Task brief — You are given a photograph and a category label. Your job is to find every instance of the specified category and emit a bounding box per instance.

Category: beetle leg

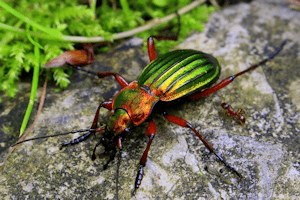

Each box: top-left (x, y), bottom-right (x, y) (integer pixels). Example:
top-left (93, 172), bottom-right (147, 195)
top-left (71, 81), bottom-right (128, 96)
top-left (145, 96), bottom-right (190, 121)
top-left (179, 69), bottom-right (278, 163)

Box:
top-left (189, 39), bottom-right (287, 100)
top-left (96, 72), bottom-right (129, 87)
top-left (92, 141), bottom-right (102, 160)
top-left (132, 120), bottom-right (157, 196)
top-left (72, 66), bottom-right (129, 87)
top-left (161, 112), bottom-right (242, 179)
top-left (60, 100), bottom-right (112, 149)
top-left (147, 12), bottom-right (181, 62)
top-left (147, 36), bottom-right (178, 62)
top-left (91, 100), bottom-right (113, 129)
top-left (103, 147), bottom-right (117, 170)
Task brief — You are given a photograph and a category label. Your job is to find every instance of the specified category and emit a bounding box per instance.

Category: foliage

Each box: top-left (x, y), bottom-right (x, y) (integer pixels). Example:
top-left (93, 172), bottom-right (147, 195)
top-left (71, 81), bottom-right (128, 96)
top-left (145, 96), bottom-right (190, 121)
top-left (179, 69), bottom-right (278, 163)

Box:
top-left (0, 0), bottom-right (98, 102)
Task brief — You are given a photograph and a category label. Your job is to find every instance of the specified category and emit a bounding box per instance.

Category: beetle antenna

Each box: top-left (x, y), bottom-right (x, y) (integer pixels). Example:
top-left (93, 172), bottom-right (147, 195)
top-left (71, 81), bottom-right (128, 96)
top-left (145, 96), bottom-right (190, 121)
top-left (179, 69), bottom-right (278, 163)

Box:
top-left (12, 129), bottom-right (96, 147)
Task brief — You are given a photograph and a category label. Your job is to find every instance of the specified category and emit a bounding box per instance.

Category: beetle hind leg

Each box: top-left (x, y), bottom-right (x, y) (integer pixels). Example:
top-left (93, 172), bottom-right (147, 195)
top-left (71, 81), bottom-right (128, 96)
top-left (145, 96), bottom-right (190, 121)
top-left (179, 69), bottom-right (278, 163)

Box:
top-left (147, 12), bottom-right (180, 62)
top-left (189, 39), bottom-right (287, 100)
top-left (161, 111), bottom-right (242, 179)
top-left (73, 66), bottom-right (129, 87)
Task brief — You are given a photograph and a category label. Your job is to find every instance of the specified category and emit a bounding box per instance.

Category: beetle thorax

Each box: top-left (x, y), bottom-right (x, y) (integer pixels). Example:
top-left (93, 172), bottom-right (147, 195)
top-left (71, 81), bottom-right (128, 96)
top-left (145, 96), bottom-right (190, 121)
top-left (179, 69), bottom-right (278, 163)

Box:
top-left (107, 109), bottom-right (131, 135)
top-left (112, 81), bottom-right (160, 126)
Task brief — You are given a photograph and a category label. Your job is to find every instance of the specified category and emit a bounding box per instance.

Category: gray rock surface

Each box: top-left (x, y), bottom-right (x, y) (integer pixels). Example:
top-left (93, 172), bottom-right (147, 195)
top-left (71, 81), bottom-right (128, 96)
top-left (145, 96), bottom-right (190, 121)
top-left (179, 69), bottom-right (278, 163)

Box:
top-left (1, 0), bottom-right (299, 199)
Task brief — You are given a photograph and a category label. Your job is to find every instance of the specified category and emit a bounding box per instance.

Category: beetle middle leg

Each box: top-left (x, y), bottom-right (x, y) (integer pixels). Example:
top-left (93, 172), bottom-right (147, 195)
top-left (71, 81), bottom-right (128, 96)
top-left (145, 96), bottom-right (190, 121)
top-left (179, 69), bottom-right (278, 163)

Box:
top-left (132, 120), bottom-right (157, 196)
top-left (161, 111), bottom-right (242, 178)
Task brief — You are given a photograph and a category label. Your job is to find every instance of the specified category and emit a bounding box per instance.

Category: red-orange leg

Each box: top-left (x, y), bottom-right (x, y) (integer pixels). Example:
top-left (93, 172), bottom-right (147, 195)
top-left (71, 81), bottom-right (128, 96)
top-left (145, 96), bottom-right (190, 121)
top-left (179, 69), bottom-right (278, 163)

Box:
top-left (189, 39), bottom-right (287, 100)
top-left (161, 111), bottom-right (242, 178)
top-left (147, 13), bottom-right (180, 62)
top-left (90, 100), bottom-right (113, 160)
top-left (96, 72), bottom-right (129, 87)
top-left (60, 100), bottom-right (112, 149)
top-left (132, 120), bottom-right (157, 196)
top-left (147, 36), bottom-right (178, 62)
top-left (72, 66), bottom-right (129, 87)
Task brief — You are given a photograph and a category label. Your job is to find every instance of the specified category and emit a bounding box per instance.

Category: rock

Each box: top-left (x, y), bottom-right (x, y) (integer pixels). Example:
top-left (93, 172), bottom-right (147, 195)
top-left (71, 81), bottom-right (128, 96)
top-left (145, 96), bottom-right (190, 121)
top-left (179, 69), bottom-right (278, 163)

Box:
top-left (1, 0), bottom-right (299, 199)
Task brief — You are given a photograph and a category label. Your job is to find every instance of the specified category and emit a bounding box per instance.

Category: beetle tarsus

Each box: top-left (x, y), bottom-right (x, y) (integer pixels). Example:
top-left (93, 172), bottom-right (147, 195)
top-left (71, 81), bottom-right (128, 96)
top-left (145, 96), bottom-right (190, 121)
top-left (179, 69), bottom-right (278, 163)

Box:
top-left (132, 120), bottom-right (156, 195)
top-left (214, 152), bottom-right (242, 179)
top-left (60, 131), bottom-right (93, 149)
top-left (133, 165), bottom-right (144, 196)
top-left (71, 66), bottom-right (98, 76)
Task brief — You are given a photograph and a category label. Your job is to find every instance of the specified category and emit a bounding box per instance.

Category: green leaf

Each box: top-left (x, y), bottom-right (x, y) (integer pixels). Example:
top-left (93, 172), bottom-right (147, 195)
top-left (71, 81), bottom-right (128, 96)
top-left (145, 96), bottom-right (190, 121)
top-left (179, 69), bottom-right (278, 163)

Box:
top-left (53, 68), bottom-right (70, 88)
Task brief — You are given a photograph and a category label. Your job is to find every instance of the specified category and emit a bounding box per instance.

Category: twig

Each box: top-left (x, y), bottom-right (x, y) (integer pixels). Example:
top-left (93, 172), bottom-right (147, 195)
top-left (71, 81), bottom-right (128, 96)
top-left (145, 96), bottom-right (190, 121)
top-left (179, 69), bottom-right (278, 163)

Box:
top-left (65, 0), bottom-right (206, 42)
top-left (209, 0), bottom-right (220, 10)
top-left (1, 0), bottom-right (207, 43)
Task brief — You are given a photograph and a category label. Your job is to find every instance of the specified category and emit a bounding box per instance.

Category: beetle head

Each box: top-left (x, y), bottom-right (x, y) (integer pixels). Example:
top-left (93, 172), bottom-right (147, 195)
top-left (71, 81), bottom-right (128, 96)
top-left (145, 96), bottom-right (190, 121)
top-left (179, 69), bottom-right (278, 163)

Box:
top-left (106, 109), bottom-right (131, 137)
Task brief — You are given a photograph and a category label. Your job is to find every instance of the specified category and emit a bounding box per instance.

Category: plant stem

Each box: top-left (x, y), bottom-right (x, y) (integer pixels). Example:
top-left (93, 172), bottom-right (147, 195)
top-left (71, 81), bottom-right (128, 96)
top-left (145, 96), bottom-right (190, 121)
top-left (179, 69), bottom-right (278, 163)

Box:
top-left (19, 28), bottom-right (40, 136)
top-left (1, 0), bottom-right (206, 43)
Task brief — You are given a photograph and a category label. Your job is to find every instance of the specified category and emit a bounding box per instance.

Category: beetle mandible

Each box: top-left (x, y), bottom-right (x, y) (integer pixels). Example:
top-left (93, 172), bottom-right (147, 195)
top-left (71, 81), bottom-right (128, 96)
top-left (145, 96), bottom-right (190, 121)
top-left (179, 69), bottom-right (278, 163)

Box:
top-left (14, 36), bottom-right (287, 196)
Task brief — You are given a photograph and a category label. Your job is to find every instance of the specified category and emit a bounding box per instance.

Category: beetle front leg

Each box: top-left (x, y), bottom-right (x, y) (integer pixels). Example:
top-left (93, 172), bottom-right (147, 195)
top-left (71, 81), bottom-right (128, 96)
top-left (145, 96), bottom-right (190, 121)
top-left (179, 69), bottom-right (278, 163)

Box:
top-left (161, 111), bottom-right (242, 179)
top-left (132, 120), bottom-right (157, 196)
top-left (60, 100), bottom-right (112, 149)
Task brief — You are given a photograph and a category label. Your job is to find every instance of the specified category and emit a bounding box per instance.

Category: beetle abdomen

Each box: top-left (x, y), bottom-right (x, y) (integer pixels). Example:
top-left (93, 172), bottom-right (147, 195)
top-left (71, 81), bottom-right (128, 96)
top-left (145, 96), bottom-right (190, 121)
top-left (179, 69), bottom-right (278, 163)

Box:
top-left (138, 50), bottom-right (220, 101)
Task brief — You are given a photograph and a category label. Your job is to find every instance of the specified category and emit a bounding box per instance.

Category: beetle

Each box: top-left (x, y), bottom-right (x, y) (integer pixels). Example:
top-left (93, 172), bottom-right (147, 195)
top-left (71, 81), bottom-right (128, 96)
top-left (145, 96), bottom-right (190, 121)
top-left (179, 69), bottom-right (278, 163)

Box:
top-left (14, 36), bottom-right (287, 196)
top-left (221, 102), bottom-right (246, 125)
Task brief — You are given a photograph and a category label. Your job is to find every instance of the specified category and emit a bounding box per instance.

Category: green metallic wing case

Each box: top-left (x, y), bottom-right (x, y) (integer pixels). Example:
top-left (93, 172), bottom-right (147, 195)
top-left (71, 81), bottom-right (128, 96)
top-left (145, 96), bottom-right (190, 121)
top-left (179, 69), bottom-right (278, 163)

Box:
top-left (138, 49), bottom-right (220, 101)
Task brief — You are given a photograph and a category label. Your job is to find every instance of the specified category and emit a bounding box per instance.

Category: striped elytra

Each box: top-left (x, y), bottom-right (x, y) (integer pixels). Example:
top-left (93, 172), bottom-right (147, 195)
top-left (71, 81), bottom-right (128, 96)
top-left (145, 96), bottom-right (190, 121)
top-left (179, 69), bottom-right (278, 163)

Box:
top-left (138, 49), bottom-right (220, 101)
